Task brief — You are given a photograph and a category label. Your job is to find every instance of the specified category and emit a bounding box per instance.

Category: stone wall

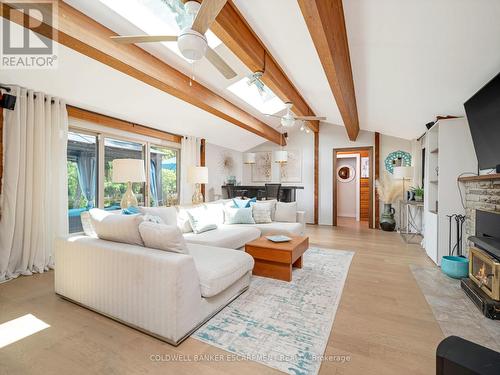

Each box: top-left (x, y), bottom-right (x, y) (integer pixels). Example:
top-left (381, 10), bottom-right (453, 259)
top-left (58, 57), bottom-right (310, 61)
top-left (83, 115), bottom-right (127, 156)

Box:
top-left (463, 179), bottom-right (500, 256)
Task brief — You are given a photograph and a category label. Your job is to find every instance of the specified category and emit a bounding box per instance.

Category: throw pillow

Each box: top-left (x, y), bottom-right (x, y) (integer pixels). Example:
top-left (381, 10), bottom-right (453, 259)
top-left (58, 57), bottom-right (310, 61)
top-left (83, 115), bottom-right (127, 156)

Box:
top-left (250, 199), bottom-right (277, 221)
top-left (233, 197), bottom-right (256, 208)
top-left (142, 214), bottom-right (164, 224)
top-left (274, 202), bottom-right (297, 223)
top-left (122, 206), bottom-right (141, 215)
top-left (80, 211), bottom-right (97, 237)
top-left (138, 206), bottom-right (177, 226)
top-left (204, 202), bottom-right (225, 225)
top-left (186, 206), bottom-right (218, 234)
top-left (138, 222), bottom-right (189, 254)
top-left (224, 207), bottom-right (255, 225)
top-left (175, 206), bottom-right (194, 233)
top-left (89, 208), bottom-right (144, 246)
top-left (252, 204), bottom-right (272, 224)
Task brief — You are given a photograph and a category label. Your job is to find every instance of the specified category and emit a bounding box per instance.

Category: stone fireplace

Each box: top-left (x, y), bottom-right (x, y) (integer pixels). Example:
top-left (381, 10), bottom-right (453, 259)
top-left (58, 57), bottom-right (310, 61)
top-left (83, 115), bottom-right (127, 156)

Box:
top-left (459, 174), bottom-right (500, 319)
top-left (461, 177), bottom-right (500, 257)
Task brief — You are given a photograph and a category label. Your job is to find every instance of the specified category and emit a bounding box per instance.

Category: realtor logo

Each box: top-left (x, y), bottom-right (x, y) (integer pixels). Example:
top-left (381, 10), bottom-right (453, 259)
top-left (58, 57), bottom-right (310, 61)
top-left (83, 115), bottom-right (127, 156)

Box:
top-left (1, 0), bottom-right (58, 69)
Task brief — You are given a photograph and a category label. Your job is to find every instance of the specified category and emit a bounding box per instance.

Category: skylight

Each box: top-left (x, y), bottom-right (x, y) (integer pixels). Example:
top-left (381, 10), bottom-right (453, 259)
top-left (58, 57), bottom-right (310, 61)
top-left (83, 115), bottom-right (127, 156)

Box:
top-left (99, 0), bottom-right (222, 61)
top-left (227, 77), bottom-right (287, 115)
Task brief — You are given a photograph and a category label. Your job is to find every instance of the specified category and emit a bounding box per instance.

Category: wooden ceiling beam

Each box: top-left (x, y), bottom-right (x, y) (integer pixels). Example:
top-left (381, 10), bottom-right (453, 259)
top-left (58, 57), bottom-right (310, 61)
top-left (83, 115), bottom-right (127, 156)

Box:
top-left (0, 1), bottom-right (284, 145)
top-left (298, 0), bottom-right (360, 140)
top-left (207, 1), bottom-right (320, 133)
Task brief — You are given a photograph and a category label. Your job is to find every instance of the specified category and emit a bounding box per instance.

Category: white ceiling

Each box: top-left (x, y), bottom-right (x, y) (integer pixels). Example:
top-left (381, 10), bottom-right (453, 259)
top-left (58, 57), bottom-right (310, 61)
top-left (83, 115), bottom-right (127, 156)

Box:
top-left (235, 0), bottom-right (500, 140)
top-left (342, 0), bottom-right (500, 139)
top-left (0, 21), bottom-right (266, 151)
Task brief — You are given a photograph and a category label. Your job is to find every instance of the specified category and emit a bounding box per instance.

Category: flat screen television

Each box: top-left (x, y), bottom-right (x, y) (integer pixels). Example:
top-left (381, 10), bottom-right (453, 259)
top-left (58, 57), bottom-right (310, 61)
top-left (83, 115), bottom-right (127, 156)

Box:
top-left (464, 72), bottom-right (500, 170)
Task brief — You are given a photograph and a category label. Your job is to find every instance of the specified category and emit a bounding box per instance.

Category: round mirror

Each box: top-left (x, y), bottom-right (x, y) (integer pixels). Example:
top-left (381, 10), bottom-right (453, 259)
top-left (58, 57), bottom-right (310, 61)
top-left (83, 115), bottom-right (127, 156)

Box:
top-left (337, 165), bottom-right (355, 183)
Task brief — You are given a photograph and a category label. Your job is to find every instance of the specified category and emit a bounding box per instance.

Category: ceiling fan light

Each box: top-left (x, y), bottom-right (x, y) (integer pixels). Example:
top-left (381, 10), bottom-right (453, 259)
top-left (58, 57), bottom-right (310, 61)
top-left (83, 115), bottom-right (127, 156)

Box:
top-left (305, 127), bottom-right (311, 134)
top-left (178, 28), bottom-right (207, 61)
top-left (300, 124), bottom-right (305, 131)
top-left (184, 0), bottom-right (201, 16)
top-left (281, 117), bottom-right (295, 128)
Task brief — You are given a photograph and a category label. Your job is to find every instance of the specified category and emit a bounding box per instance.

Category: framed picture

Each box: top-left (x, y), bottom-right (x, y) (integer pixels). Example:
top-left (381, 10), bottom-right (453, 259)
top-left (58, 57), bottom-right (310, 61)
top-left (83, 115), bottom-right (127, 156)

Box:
top-left (361, 157), bottom-right (370, 178)
top-left (280, 150), bottom-right (302, 183)
top-left (251, 151), bottom-right (272, 182)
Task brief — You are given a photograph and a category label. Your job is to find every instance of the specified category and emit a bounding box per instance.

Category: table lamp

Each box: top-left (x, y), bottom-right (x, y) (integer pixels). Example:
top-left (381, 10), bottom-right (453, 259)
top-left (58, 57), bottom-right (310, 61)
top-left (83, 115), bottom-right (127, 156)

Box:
top-left (393, 166), bottom-right (414, 201)
top-left (112, 159), bottom-right (146, 209)
top-left (188, 166), bottom-right (208, 204)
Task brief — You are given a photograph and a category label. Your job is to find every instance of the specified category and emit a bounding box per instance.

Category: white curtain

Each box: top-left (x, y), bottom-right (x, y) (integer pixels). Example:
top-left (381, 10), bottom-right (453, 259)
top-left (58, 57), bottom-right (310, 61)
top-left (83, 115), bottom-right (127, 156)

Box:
top-left (180, 136), bottom-right (200, 204)
top-left (0, 86), bottom-right (68, 283)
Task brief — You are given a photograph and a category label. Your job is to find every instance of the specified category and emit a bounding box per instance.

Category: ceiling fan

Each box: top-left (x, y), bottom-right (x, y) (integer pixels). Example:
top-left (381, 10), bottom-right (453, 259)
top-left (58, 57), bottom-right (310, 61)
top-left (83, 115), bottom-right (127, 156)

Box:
top-left (110, 0), bottom-right (237, 79)
top-left (264, 102), bottom-right (326, 130)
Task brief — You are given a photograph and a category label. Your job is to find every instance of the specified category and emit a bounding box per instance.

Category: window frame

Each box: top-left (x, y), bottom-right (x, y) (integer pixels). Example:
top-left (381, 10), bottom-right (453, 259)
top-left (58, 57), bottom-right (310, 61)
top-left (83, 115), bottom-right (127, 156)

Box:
top-left (149, 143), bottom-right (180, 207)
top-left (67, 122), bottom-right (181, 232)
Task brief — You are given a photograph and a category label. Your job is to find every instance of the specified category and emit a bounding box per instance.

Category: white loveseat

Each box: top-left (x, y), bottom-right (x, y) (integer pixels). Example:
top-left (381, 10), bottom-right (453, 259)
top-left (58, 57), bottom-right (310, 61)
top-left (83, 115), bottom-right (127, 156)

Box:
top-left (55, 199), bottom-right (306, 345)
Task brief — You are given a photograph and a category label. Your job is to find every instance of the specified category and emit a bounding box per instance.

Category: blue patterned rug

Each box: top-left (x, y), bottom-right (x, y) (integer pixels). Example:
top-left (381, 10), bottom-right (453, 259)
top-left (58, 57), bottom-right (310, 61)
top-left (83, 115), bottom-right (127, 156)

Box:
top-left (193, 247), bottom-right (354, 375)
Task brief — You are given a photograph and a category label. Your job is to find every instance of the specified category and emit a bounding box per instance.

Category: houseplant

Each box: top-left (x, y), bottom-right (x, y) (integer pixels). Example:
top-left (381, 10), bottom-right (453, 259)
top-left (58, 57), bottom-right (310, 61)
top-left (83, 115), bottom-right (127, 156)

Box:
top-left (376, 173), bottom-right (401, 231)
top-left (411, 186), bottom-right (424, 202)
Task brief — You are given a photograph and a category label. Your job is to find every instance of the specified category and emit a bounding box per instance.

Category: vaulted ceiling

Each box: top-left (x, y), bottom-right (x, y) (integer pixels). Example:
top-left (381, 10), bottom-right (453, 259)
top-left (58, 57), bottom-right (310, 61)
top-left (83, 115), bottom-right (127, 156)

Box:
top-left (3, 0), bottom-right (500, 148)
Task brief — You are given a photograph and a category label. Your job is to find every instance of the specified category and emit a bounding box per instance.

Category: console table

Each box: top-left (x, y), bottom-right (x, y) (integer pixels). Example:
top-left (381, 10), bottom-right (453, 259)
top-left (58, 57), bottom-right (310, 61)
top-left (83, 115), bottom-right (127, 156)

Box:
top-left (221, 185), bottom-right (304, 202)
top-left (399, 200), bottom-right (424, 243)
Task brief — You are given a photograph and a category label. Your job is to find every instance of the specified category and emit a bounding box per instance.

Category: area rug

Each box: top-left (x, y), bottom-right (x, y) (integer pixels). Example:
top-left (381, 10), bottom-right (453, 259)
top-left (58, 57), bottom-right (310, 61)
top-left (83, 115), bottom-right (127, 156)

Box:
top-left (193, 247), bottom-right (354, 375)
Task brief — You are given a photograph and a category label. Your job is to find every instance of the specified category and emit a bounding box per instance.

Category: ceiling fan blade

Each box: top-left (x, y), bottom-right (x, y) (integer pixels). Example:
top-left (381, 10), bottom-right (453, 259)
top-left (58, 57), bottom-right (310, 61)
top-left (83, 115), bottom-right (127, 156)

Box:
top-left (263, 114), bottom-right (283, 119)
top-left (191, 0), bottom-right (227, 35)
top-left (110, 35), bottom-right (178, 44)
top-left (205, 47), bottom-right (237, 79)
top-left (294, 116), bottom-right (327, 121)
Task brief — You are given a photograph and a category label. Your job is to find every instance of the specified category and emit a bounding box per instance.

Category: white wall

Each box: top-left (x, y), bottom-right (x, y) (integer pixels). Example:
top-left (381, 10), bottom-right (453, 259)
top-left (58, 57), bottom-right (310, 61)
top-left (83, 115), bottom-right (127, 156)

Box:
top-left (242, 128), bottom-right (314, 223)
top-left (336, 157), bottom-right (357, 218)
top-left (213, 125), bottom-right (415, 226)
top-left (241, 123), bottom-right (380, 225)
top-left (205, 143), bottom-right (243, 202)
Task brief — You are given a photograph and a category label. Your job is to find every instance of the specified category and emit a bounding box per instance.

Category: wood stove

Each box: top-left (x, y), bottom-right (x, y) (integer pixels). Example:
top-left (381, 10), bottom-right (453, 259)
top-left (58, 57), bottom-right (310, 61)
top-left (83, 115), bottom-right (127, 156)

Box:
top-left (461, 210), bottom-right (500, 319)
top-left (469, 247), bottom-right (500, 300)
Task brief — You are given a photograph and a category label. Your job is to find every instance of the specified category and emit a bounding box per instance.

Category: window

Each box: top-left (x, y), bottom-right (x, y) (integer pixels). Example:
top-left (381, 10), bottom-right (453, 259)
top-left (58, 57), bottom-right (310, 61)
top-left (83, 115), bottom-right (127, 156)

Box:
top-left (66, 127), bottom-right (180, 233)
top-left (227, 77), bottom-right (286, 115)
top-left (67, 131), bottom-right (98, 233)
top-left (150, 145), bottom-right (179, 206)
top-left (104, 138), bottom-right (145, 209)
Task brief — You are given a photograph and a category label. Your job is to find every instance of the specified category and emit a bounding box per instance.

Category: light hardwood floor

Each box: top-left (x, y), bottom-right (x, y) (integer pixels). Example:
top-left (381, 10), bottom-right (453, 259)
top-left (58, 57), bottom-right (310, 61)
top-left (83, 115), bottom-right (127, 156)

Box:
top-left (0, 219), bottom-right (443, 375)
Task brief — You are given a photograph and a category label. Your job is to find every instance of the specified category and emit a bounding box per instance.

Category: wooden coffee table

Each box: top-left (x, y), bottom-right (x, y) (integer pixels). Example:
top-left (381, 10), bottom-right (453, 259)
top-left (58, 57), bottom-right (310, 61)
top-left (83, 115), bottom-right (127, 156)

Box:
top-left (245, 236), bottom-right (309, 282)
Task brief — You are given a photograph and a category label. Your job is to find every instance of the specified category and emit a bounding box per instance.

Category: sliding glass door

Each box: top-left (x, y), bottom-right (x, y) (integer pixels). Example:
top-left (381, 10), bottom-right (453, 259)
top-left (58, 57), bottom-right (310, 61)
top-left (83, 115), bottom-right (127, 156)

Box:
top-left (67, 131), bottom-right (98, 233)
top-left (66, 125), bottom-right (180, 233)
top-left (149, 145), bottom-right (179, 206)
top-left (104, 138), bottom-right (145, 209)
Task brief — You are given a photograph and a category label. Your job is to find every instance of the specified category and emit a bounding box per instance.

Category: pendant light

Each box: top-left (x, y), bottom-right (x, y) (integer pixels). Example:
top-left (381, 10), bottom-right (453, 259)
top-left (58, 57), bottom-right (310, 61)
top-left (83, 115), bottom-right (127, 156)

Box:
top-left (243, 153), bottom-right (256, 164)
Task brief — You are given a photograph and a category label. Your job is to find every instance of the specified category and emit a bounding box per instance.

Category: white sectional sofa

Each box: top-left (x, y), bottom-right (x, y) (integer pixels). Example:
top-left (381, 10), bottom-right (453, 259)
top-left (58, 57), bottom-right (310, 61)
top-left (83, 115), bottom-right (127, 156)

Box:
top-left (55, 237), bottom-right (253, 345)
top-left (55, 199), bottom-right (306, 345)
top-left (179, 199), bottom-right (305, 249)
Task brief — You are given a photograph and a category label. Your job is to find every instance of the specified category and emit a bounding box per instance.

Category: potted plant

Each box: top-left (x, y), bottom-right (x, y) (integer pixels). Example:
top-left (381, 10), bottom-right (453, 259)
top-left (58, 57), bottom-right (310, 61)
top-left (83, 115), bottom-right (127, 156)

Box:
top-left (411, 186), bottom-right (424, 202)
top-left (375, 173), bottom-right (401, 231)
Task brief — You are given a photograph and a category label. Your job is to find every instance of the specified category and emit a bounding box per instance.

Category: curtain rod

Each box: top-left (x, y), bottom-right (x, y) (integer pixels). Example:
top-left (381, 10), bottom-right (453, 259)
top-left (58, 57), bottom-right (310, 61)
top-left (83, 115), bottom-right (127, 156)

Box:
top-left (0, 83), bottom-right (56, 103)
